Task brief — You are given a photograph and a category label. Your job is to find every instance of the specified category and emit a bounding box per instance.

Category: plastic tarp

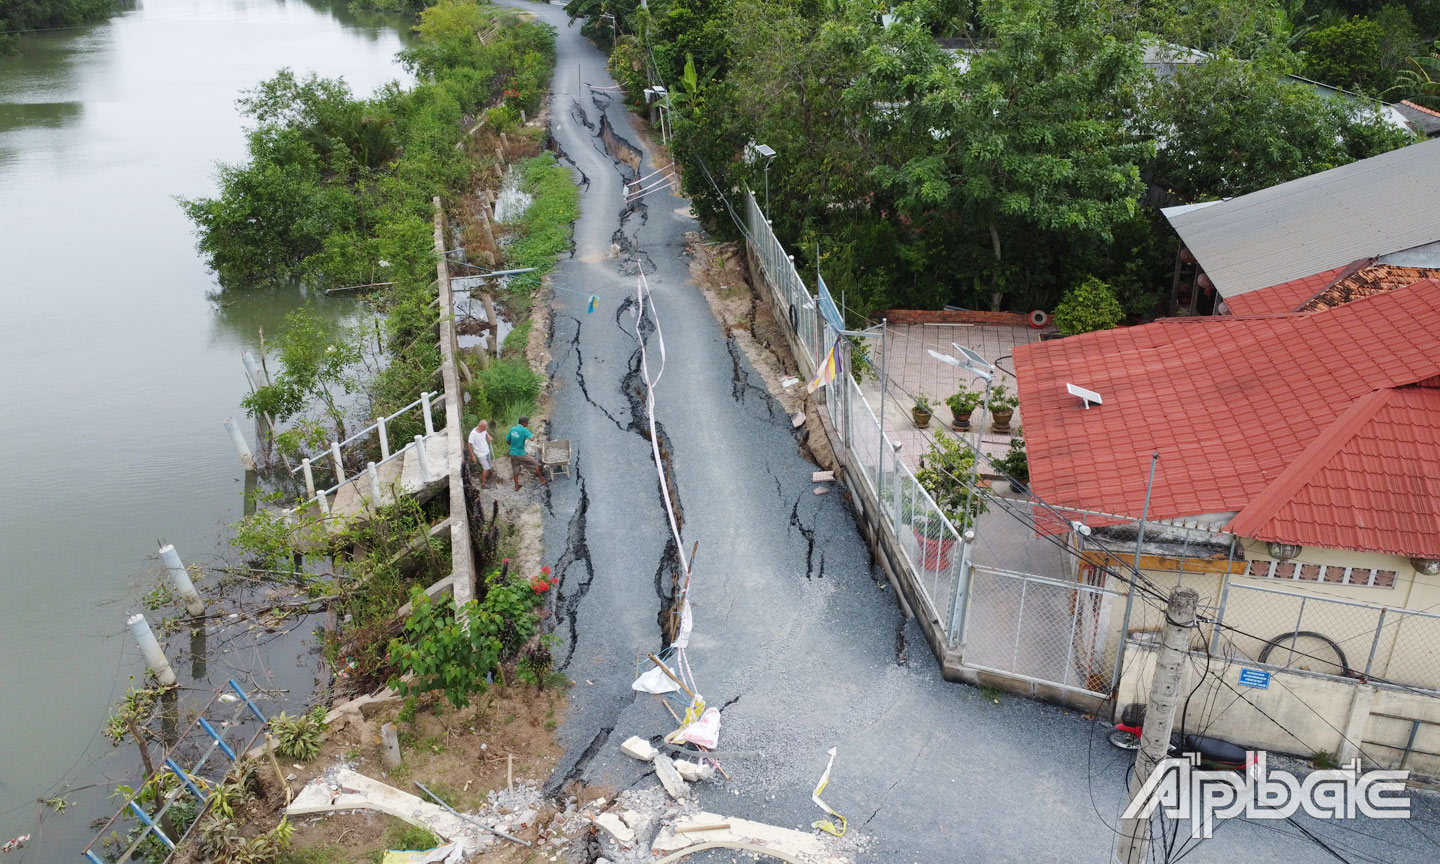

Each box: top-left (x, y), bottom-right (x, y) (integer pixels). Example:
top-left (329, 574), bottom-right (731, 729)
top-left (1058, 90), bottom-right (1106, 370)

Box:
top-left (381, 843), bottom-right (463, 864)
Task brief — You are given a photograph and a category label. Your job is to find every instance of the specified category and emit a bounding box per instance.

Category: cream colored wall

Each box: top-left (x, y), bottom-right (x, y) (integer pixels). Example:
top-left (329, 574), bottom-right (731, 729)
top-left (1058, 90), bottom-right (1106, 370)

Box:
top-left (1117, 647), bottom-right (1440, 777)
top-left (1097, 537), bottom-right (1440, 690)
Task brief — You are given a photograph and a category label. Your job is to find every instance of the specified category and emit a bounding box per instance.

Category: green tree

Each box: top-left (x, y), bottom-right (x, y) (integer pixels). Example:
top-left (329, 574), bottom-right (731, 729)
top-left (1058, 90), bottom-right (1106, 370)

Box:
top-left (244, 307), bottom-right (361, 440)
top-left (1304, 17), bottom-right (1389, 90)
top-left (1391, 39), bottom-right (1440, 105)
top-left (0, 0), bottom-right (115, 53)
top-left (866, 0), bottom-right (1152, 310)
top-left (1054, 276), bottom-right (1124, 335)
top-left (1144, 55), bottom-right (1415, 202)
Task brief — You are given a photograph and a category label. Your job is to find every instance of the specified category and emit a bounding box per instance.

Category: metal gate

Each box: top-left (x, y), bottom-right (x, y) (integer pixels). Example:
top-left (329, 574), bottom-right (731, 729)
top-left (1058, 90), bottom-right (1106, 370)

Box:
top-left (961, 566), bottom-right (1124, 696)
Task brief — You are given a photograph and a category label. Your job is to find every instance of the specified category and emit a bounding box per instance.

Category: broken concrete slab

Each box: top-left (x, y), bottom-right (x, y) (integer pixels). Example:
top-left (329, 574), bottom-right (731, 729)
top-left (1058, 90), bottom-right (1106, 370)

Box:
top-left (592, 811), bottom-right (635, 847)
top-left (652, 753), bottom-right (689, 800)
top-left (651, 811), bottom-right (845, 863)
top-left (671, 760), bottom-right (713, 783)
top-left (620, 735), bottom-right (658, 762)
top-left (287, 766), bottom-right (488, 852)
top-left (811, 471), bottom-right (835, 482)
top-left (792, 412), bottom-right (807, 428)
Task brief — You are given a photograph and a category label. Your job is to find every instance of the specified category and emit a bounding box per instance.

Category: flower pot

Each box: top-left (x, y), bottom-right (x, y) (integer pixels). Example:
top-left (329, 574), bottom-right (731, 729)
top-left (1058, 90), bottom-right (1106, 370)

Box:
top-left (1008, 477), bottom-right (1029, 497)
top-left (912, 407), bottom-right (932, 429)
top-left (951, 408), bottom-right (973, 431)
top-left (912, 527), bottom-right (957, 571)
top-left (991, 407), bottom-right (1015, 433)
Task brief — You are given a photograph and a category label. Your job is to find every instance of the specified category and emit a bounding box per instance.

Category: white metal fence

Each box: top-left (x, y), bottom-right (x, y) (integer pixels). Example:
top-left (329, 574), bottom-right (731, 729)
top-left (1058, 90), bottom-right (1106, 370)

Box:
top-left (745, 192), bottom-right (1126, 698)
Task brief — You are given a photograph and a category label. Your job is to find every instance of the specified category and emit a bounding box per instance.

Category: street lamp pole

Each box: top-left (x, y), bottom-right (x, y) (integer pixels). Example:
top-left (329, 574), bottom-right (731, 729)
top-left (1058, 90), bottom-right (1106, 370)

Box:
top-left (928, 344), bottom-right (995, 648)
top-left (753, 143), bottom-right (777, 215)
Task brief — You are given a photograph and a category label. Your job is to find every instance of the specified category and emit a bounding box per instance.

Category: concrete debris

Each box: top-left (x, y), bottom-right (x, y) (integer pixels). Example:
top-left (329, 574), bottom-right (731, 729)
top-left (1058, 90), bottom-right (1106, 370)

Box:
top-left (671, 759), bottom-right (714, 783)
top-left (791, 412), bottom-right (807, 428)
top-left (814, 486), bottom-right (830, 495)
top-left (781, 376), bottom-right (799, 389)
top-left (652, 753), bottom-right (689, 800)
top-left (287, 767), bottom-right (487, 854)
top-left (651, 811), bottom-right (847, 863)
top-left (811, 471), bottom-right (835, 482)
top-left (592, 812), bottom-right (635, 847)
top-left (619, 809), bottom-right (647, 830)
top-left (620, 735), bottom-right (658, 761)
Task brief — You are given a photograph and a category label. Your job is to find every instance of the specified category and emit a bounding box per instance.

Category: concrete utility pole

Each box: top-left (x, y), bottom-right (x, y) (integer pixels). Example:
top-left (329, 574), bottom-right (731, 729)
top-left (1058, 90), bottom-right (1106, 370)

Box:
top-left (1115, 586), bottom-right (1198, 864)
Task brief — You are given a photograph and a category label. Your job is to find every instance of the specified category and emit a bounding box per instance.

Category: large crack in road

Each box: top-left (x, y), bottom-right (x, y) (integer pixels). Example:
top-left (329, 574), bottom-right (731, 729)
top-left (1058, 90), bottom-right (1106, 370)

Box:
top-left (492, 5), bottom-right (1431, 864)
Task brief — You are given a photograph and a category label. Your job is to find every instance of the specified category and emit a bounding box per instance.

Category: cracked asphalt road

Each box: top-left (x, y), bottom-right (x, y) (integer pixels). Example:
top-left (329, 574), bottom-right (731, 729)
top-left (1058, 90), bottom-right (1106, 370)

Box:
top-left (509, 4), bottom-right (1440, 861)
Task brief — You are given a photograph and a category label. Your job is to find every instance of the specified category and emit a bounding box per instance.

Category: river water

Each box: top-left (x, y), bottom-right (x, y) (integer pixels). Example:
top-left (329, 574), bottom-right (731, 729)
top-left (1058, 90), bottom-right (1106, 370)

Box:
top-left (0, 1), bottom-right (410, 856)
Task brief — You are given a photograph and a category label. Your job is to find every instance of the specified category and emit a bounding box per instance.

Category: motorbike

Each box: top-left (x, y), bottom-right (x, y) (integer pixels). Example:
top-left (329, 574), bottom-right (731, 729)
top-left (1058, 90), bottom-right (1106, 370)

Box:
top-left (1108, 703), bottom-right (1252, 771)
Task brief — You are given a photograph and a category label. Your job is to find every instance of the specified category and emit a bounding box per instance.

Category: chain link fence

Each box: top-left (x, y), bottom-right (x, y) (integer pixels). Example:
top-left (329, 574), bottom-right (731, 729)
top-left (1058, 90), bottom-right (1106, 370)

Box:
top-left (1216, 582), bottom-right (1440, 692)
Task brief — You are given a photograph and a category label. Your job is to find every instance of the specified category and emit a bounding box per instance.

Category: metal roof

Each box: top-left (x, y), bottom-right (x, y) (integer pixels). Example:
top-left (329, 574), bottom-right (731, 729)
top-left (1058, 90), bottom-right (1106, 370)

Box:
top-left (1163, 137), bottom-right (1440, 300)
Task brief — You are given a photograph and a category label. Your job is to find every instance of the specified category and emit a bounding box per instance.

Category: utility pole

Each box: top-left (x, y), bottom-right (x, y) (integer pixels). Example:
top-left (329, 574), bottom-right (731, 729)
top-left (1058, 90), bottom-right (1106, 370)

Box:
top-left (1115, 586), bottom-right (1198, 864)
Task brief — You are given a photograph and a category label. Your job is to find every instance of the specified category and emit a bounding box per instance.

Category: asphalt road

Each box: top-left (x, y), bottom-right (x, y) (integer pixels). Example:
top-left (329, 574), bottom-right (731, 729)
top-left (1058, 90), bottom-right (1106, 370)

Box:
top-left (510, 4), bottom-right (1440, 862)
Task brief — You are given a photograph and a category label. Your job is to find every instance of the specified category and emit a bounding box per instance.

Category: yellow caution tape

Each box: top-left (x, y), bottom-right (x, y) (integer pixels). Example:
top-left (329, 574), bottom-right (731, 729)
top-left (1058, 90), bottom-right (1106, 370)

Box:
top-left (811, 747), bottom-right (847, 837)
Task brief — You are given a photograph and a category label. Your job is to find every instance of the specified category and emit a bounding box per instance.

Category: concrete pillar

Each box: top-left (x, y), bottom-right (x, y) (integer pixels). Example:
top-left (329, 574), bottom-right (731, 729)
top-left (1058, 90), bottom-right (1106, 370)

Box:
top-left (376, 415), bottom-right (390, 461)
top-left (241, 350), bottom-right (269, 390)
top-left (330, 441), bottom-right (345, 482)
top-left (1339, 684), bottom-right (1378, 766)
top-left (128, 613), bottom-right (177, 687)
top-left (301, 458), bottom-right (316, 499)
top-left (317, 489), bottom-right (330, 516)
top-left (422, 391), bottom-right (436, 437)
top-left (414, 435), bottom-right (431, 480)
top-left (223, 418), bottom-right (257, 472)
top-left (380, 722), bottom-right (402, 768)
top-left (158, 544), bottom-right (205, 617)
top-left (368, 461), bottom-right (381, 502)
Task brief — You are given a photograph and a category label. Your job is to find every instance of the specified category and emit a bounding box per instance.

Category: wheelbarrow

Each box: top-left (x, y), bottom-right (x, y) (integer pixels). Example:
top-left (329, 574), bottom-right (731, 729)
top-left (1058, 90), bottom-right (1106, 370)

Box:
top-left (541, 438), bottom-right (571, 480)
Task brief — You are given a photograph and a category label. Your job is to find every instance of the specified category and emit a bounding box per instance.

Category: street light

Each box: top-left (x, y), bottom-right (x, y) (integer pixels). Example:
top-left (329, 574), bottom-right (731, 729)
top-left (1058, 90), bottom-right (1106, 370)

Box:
top-left (929, 342), bottom-right (996, 646)
top-left (754, 143), bottom-right (777, 214)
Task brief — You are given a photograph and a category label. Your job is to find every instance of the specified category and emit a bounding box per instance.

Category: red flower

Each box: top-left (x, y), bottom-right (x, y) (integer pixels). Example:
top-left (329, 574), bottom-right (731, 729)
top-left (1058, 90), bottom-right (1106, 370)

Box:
top-left (531, 580), bottom-right (550, 593)
top-left (541, 565), bottom-right (551, 575)
top-left (549, 577), bottom-right (559, 586)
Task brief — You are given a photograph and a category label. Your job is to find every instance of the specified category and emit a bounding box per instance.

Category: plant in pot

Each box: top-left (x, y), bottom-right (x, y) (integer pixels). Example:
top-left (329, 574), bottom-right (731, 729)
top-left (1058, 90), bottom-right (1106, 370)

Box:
top-left (995, 431), bottom-right (1028, 496)
top-left (945, 387), bottom-right (983, 431)
top-left (989, 384), bottom-right (1019, 433)
top-left (913, 432), bottom-right (989, 570)
top-left (911, 393), bottom-right (934, 429)
top-left (911, 512), bottom-right (957, 571)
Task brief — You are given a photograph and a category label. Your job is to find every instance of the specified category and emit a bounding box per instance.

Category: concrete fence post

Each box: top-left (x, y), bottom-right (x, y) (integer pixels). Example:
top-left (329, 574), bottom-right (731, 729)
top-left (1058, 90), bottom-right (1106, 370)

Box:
top-left (241, 350), bottom-right (269, 391)
top-left (422, 391), bottom-right (436, 437)
top-left (158, 544), bottom-right (205, 617)
top-left (330, 441), bottom-right (345, 482)
top-left (317, 489), bottom-right (331, 516)
top-left (301, 458), bottom-right (316, 499)
top-left (128, 613), bottom-right (177, 687)
top-left (377, 415), bottom-right (390, 461)
top-left (414, 435), bottom-right (431, 480)
top-left (223, 418), bottom-right (257, 472)
top-left (368, 461), bottom-right (381, 502)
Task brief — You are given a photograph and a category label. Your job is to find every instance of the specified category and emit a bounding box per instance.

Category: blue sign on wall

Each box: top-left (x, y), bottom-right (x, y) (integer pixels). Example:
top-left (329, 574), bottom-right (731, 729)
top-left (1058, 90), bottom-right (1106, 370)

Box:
top-left (1239, 668), bottom-right (1271, 689)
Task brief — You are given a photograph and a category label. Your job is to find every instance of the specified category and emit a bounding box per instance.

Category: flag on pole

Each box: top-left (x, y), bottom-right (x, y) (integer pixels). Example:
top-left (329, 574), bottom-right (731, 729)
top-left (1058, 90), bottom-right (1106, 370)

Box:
top-left (806, 337), bottom-right (841, 393)
top-left (587, 295), bottom-right (598, 314)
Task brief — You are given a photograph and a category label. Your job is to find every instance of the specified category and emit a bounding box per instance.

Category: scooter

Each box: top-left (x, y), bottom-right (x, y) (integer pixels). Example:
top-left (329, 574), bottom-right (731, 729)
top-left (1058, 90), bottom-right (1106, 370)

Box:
top-left (1108, 703), bottom-right (1252, 770)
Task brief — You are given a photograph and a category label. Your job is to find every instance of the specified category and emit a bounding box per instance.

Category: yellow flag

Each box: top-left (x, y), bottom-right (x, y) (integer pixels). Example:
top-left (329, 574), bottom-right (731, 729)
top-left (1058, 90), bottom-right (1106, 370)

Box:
top-left (806, 338), bottom-right (841, 393)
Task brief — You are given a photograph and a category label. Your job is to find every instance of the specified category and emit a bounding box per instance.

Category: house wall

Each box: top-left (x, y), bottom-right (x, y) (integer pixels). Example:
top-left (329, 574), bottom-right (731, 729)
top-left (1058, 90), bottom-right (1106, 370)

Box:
top-left (1117, 646), bottom-right (1440, 778)
top-left (1099, 535), bottom-right (1440, 693)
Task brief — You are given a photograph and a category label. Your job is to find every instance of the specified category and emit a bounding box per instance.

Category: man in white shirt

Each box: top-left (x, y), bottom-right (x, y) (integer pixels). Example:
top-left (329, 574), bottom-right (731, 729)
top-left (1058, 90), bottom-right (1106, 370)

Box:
top-left (467, 420), bottom-right (494, 488)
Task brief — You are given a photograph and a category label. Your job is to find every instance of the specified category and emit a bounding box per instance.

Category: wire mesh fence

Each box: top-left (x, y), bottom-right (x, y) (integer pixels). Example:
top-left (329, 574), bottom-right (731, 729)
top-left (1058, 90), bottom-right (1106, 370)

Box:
top-left (1216, 582), bottom-right (1440, 692)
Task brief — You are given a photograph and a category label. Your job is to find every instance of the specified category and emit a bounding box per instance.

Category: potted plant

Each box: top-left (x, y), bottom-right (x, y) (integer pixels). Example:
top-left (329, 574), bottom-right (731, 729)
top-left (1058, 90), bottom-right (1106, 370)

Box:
top-left (995, 432), bottom-right (1028, 496)
top-left (989, 384), bottom-right (1019, 433)
top-left (945, 388), bottom-right (983, 431)
top-left (912, 512), bottom-right (957, 571)
top-left (914, 431), bottom-right (988, 540)
top-left (912, 393), bottom-right (934, 429)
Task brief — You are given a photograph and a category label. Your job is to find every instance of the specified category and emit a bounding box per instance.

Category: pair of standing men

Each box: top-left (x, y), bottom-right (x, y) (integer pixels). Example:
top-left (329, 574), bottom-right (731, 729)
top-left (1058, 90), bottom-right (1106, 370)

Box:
top-left (467, 417), bottom-right (547, 491)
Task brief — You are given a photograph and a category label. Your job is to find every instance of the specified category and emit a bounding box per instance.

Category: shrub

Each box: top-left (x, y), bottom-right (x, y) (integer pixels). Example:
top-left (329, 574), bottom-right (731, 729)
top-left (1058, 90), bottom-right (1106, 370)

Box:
top-left (270, 707), bottom-right (328, 761)
top-left (1054, 277), bottom-right (1124, 336)
top-left (914, 432), bottom-right (989, 533)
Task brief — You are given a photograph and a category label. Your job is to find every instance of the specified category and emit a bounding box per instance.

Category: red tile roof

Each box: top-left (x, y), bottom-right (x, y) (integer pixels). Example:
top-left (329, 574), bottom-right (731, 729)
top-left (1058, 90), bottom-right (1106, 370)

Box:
top-left (1222, 263), bottom-right (1359, 315)
top-left (1014, 279), bottom-right (1440, 557)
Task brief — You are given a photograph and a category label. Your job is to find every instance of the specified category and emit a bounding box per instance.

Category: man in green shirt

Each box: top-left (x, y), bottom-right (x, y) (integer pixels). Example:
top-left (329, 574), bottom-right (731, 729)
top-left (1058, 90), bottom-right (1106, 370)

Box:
top-left (505, 416), bottom-right (547, 491)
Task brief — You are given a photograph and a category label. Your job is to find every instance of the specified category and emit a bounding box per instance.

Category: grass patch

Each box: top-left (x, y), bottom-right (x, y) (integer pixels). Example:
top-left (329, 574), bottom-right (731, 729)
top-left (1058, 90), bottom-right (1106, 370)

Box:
top-left (386, 822), bottom-right (440, 851)
top-left (278, 846), bottom-right (349, 864)
top-left (503, 152), bottom-right (579, 308)
top-left (502, 317), bottom-right (532, 356)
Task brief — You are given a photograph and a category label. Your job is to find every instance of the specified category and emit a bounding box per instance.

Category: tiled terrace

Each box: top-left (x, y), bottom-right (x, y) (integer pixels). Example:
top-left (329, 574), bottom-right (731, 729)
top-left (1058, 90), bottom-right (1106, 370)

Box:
top-left (860, 322), bottom-right (1048, 474)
